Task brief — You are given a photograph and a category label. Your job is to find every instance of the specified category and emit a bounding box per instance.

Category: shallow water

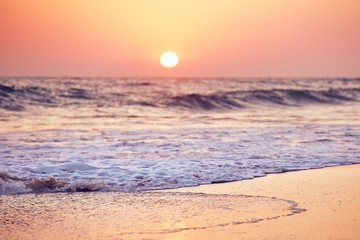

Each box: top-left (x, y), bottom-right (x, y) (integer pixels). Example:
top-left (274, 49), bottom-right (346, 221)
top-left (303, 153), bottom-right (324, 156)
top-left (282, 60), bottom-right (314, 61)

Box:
top-left (0, 192), bottom-right (304, 239)
top-left (0, 77), bottom-right (360, 194)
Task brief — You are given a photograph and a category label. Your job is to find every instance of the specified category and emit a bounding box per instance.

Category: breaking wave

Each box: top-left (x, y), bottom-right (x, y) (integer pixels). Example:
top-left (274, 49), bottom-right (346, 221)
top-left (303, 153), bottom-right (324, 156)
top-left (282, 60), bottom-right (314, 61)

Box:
top-left (168, 88), bottom-right (360, 110)
top-left (0, 172), bottom-right (110, 195)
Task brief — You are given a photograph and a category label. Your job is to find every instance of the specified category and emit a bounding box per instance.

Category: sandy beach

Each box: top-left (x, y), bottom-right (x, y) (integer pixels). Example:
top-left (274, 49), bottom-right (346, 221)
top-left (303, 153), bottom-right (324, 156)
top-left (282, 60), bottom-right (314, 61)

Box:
top-left (1, 164), bottom-right (359, 240)
top-left (164, 164), bottom-right (360, 240)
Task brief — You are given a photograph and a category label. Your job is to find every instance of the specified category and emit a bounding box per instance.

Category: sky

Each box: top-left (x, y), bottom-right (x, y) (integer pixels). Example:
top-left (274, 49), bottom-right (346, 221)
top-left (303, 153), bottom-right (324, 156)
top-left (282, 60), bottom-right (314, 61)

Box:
top-left (1, 0), bottom-right (359, 77)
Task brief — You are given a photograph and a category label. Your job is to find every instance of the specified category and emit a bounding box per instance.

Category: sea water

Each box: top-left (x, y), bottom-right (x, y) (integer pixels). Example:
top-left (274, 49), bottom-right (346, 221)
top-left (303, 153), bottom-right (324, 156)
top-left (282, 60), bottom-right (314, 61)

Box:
top-left (0, 77), bottom-right (359, 194)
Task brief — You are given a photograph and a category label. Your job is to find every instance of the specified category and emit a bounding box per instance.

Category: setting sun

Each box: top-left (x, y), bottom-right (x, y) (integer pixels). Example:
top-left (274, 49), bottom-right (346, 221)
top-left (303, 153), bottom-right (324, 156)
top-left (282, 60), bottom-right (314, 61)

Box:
top-left (160, 52), bottom-right (179, 69)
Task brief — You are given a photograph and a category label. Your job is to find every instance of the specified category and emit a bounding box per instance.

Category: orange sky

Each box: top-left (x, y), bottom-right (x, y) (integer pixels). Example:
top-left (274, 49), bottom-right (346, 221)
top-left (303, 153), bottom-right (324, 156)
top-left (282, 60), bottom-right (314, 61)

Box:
top-left (1, 0), bottom-right (359, 77)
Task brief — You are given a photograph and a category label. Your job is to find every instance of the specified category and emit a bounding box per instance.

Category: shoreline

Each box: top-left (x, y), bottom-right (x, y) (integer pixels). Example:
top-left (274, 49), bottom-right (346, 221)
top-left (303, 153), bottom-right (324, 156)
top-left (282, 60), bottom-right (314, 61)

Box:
top-left (1, 164), bottom-right (360, 239)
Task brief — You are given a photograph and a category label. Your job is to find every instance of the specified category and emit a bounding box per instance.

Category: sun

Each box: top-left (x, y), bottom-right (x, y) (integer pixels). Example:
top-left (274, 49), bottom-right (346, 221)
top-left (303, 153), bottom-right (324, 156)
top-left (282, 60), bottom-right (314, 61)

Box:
top-left (160, 51), bottom-right (179, 68)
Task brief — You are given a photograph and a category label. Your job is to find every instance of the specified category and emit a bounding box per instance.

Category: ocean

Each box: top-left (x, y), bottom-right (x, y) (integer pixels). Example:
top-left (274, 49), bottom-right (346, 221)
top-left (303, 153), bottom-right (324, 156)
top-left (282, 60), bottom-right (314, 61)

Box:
top-left (0, 77), bottom-right (359, 194)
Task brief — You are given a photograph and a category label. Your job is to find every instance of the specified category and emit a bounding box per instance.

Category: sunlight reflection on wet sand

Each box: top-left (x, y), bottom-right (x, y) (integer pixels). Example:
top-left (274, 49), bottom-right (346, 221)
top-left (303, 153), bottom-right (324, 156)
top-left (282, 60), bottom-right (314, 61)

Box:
top-left (0, 191), bottom-right (303, 239)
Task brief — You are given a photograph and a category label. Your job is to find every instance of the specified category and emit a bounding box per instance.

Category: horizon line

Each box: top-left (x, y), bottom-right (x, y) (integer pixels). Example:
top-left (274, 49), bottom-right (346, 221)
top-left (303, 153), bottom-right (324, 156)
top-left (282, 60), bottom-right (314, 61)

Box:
top-left (1, 75), bottom-right (359, 79)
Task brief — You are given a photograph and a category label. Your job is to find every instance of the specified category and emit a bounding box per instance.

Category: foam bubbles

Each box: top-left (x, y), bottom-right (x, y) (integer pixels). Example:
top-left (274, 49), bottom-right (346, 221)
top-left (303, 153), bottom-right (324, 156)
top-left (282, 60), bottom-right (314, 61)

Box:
top-left (1, 124), bottom-right (359, 194)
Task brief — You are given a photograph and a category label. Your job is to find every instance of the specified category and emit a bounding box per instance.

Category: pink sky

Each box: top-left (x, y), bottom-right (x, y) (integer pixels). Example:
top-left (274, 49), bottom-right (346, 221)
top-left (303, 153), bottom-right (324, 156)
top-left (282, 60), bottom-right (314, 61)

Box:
top-left (1, 0), bottom-right (359, 77)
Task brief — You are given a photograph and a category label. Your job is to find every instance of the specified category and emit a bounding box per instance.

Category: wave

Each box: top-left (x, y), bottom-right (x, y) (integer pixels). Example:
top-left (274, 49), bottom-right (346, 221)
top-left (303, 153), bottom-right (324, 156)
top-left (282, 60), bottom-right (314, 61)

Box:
top-left (0, 83), bottom-right (55, 111)
top-left (0, 83), bottom-right (97, 111)
top-left (168, 88), bottom-right (360, 110)
top-left (169, 93), bottom-right (244, 110)
top-left (59, 88), bottom-right (94, 100)
top-left (1, 81), bottom-right (360, 112)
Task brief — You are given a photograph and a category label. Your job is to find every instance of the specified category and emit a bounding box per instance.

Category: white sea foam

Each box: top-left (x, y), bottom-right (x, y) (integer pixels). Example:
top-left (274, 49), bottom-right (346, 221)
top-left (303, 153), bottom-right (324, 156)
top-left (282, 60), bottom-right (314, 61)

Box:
top-left (0, 124), bottom-right (359, 194)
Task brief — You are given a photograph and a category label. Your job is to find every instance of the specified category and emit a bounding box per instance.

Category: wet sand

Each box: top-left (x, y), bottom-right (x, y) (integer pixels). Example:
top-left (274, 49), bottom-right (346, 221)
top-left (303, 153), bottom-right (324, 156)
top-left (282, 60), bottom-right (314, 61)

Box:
top-left (1, 165), bottom-right (360, 240)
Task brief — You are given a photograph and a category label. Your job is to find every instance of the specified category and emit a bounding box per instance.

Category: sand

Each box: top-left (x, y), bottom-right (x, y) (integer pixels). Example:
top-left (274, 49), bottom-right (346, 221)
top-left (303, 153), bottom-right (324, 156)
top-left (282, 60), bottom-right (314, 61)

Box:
top-left (163, 164), bottom-right (360, 240)
top-left (1, 164), bottom-right (360, 240)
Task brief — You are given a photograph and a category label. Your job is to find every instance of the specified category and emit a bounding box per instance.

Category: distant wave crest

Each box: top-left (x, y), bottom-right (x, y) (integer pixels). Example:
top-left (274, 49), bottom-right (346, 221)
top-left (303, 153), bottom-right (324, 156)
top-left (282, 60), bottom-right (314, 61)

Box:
top-left (1, 81), bottom-right (360, 111)
top-left (169, 93), bottom-right (244, 110)
top-left (0, 83), bottom-right (95, 111)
